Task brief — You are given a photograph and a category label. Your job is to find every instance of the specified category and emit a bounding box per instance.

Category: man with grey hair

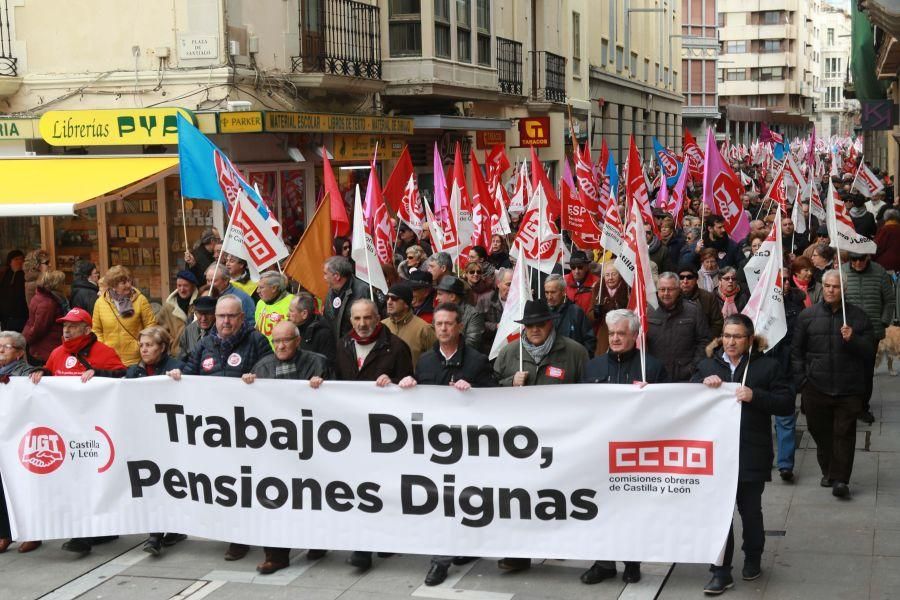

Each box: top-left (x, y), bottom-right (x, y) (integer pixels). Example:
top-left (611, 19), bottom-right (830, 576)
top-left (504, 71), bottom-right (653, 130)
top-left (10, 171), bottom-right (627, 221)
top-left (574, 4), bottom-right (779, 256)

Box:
top-left (425, 252), bottom-right (453, 286)
top-left (544, 274), bottom-right (595, 357)
top-left (205, 263), bottom-right (255, 329)
top-left (648, 272), bottom-right (710, 382)
top-left (289, 292), bottom-right (336, 364)
top-left (477, 267), bottom-right (511, 351)
top-left (254, 271), bottom-right (294, 347)
top-left (579, 310), bottom-right (665, 585)
top-left (792, 269), bottom-right (874, 498)
top-left (323, 255), bottom-right (383, 340)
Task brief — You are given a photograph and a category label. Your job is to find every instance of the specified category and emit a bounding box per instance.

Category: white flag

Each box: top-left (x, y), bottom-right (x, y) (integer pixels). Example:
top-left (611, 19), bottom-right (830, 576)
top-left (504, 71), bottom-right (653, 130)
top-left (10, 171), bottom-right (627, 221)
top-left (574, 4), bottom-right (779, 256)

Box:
top-left (221, 189), bottom-right (289, 279)
top-left (791, 185), bottom-right (806, 235)
top-left (826, 179), bottom-right (877, 255)
top-left (489, 247), bottom-right (531, 360)
top-left (809, 183), bottom-right (826, 222)
top-left (851, 161), bottom-right (885, 198)
top-left (615, 201), bottom-right (658, 310)
top-left (742, 218), bottom-right (779, 293)
top-left (351, 185), bottom-right (388, 294)
top-left (423, 200), bottom-right (445, 253)
top-left (600, 189), bottom-right (625, 256)
top-left (742, 218), bottom-right (786, 353)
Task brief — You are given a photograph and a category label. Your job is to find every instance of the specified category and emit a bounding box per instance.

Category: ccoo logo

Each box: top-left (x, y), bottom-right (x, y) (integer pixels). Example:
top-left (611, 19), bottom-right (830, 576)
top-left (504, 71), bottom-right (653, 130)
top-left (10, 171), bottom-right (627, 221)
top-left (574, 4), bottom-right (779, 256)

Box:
top-left (18, 427), bottom-right (65, 475)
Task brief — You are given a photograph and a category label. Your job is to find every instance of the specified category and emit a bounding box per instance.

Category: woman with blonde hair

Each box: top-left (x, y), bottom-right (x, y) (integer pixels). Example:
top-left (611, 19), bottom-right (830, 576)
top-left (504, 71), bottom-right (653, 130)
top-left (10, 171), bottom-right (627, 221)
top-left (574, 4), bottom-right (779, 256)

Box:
top-left (22, 270), bottom-right (69, 365)
top-left (22, 249), bottom-right (50, 305)
top-left (92, 266), bottom-right (156, 366)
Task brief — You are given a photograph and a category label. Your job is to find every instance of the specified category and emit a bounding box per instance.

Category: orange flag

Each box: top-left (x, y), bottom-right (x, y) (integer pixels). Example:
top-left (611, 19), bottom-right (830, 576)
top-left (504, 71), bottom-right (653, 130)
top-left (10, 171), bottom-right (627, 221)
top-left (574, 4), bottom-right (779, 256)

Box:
top-left (283, 194), bottom-right (334, 302)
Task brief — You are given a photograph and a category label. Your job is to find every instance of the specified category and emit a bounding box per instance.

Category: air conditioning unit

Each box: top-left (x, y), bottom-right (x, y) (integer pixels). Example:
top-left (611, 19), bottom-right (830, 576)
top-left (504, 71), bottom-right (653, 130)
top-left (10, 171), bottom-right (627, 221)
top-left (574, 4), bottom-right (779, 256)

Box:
top-left (226, 100), bottom-right (252, 112)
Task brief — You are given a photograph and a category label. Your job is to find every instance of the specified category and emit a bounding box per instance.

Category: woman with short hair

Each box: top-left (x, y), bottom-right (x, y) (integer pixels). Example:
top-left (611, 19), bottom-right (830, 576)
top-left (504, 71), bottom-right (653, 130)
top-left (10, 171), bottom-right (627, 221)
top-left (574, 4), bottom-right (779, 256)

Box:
top-left (92, 266), bottom-right (156, 366)
top-left (22, 270), bottom-right (69, 365)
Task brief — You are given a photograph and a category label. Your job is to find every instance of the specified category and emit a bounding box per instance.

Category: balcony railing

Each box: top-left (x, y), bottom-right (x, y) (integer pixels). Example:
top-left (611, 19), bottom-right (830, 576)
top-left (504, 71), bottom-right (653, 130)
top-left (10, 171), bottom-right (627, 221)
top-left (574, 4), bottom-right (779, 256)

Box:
top-left (292, 0), bottom-right (381, 80)
top-left (530, 50), bottom-right (566, 103)
top-left (0, 1), bottom-right (16, 77)
top-left (497, 37), bottom-right (523, 95)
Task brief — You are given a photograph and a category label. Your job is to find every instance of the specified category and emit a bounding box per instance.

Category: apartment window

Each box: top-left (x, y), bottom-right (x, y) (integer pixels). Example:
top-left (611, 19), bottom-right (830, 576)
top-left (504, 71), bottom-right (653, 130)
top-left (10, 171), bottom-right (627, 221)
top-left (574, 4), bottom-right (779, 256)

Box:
top-left (389, 0), bottom-right (422, 57)
top-left (644, 58), bottom-right (649, 82)
top-left (724, 41), bottom-right (748, 54)
top-left (572, 12), bottom-right (581, 76)
top-left (476, 0), bottom-right (490, 65)
top-left (724, 68), bottom-right (747, 81)
top-left (761, 40), bottom-right (782, 53)
top-left (457, 0), bottom-right (471, 63)
top-left (759, 67), bottom-right (783, 80)
top-left (766, 94), bottom-right (778, 107)
top-left (656, 62), bottom-right (660, 84)
top-left (435, 0), bottom-right (451, 58)
top-left (761, 11), bottom-right (781, 25)
top-left (601, 38), bottom-right (609, 66)
top-left (616, 46), bottom-right (624, 73)
top-left (630, 51), bottom-right (638, 77)
top-left (827, 28), bottom-right (834, 45)
top-left (718, 12), bottom-right (725, 27)
top-left (664, 66), bottom-right (670, 87)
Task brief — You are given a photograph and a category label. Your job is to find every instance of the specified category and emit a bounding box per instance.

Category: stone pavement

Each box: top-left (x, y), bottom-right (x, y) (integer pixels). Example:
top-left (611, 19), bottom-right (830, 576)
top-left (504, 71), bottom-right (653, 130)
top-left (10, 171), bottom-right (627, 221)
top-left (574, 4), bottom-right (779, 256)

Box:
top-left (2, 365), bottom-right (898, 600)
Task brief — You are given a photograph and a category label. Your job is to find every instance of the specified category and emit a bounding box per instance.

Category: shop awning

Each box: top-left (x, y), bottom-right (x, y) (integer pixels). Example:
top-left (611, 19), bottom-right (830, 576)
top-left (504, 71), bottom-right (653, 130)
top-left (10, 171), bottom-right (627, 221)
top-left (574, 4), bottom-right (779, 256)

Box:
top-left (0, 155), bottom-right (179, 217)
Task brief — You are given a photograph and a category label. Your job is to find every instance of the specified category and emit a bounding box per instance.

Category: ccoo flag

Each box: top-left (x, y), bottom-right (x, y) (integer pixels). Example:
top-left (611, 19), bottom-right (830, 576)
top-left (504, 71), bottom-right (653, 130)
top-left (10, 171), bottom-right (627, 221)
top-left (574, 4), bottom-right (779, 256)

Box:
top-left (702, 127), bottom-right (750, 242)
top-left (742, 217), bottom-right (786, 353)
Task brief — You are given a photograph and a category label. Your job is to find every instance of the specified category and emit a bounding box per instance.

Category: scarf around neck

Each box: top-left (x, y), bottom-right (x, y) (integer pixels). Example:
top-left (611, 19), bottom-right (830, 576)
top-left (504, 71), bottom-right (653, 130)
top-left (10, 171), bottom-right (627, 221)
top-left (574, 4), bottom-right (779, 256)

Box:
top-left (62, 332), bottom-right (95, 355)
top-left (792, 275), bottom-right (812, 307)
top-left (522, 329), bottom-right (556, 365)
top-left (698, 267), bottom-right (717, 292)
top-left (108, 288), bottom-right (135, 317)
top-left (350, 322), bottom-right (383, 345)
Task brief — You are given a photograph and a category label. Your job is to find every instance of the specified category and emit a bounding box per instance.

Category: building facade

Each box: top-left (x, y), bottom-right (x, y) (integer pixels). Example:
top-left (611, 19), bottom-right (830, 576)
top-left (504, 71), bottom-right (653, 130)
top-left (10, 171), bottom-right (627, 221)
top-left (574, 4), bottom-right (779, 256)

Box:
top-left (817, 4), bottom-right (858, 139)
top-left (716, 0), bottom-right (820, 143)
top-left (681, 0), bottom-right (720, 138)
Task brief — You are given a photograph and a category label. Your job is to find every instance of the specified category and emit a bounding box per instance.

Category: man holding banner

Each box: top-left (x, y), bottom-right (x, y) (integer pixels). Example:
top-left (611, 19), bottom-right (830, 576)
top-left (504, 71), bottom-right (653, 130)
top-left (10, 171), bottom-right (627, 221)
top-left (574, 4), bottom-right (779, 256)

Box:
top-left (694, 314), bottom-right (794, 594)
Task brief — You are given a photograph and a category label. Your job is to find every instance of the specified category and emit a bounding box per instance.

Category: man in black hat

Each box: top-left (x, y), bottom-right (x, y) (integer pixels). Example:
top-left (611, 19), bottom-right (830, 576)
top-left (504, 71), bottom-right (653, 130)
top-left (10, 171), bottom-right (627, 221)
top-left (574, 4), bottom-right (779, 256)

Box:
top-left (435, 276), bottom-right (484, 350)
top-left (382, 283), bottom-right (435, 365)
top-left (492, 298), bottom-right (589, 572)
top-left (678, 263), bottom-right (724, 337)
top-left (408, 270), bottom-right (436, 324)
top-left (176, 294), bottom-right (217, 361)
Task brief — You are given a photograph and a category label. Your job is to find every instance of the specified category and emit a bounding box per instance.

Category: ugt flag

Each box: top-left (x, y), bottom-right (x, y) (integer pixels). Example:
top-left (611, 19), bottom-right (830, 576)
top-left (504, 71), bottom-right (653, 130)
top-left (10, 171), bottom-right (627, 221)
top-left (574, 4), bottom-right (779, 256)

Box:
top-left (652, 137), bottom-right (683, 188)
top-left (221, 191), bottom-right (289, 275)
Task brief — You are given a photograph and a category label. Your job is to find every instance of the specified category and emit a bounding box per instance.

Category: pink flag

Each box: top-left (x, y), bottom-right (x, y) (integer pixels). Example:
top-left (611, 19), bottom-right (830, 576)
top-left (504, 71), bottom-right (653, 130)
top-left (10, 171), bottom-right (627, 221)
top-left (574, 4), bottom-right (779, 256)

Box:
top-left (432, 143), bottom-right (450, 223)
top-left (702, 127), bottom-right (750, 242)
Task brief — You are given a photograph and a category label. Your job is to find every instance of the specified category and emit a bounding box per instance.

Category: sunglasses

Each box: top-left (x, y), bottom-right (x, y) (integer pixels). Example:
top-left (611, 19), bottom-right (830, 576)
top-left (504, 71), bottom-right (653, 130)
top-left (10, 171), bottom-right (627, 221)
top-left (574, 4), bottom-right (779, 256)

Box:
top-left (850, 257), bottom-right (868, 262)
top-left (721, 277), bottom-right (737, 281)
top-left (679, 274), bottom-right (697, 280)
top-left (468, 270), bottom-right (483, 275)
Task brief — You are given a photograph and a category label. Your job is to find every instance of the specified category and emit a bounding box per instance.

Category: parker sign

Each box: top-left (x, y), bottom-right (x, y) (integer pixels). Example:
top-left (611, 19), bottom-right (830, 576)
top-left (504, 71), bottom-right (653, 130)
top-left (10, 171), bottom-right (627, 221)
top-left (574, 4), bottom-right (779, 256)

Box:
top-left (0, 378), bottom-right (740, 563)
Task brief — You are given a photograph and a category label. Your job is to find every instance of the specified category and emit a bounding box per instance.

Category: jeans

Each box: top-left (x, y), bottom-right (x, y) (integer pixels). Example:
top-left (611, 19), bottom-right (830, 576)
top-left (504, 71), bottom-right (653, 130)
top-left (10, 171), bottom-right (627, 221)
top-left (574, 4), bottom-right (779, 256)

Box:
top-left (774, 414), bottom-right (797, 470)
top-left (713, 481), bottom-right (765, 575)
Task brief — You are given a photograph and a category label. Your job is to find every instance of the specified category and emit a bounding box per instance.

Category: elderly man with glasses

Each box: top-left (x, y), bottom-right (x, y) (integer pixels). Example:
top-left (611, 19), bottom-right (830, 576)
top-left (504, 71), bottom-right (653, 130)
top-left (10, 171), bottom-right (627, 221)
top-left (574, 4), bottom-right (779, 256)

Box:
top-left (677, 264), bottom-right (724, 337)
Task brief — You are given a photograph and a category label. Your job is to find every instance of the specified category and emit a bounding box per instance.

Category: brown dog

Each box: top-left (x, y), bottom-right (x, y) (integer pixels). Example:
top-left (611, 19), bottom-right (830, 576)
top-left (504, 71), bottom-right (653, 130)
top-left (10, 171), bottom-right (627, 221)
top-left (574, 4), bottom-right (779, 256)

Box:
top-left (876, 325), bottom-right (900, 377)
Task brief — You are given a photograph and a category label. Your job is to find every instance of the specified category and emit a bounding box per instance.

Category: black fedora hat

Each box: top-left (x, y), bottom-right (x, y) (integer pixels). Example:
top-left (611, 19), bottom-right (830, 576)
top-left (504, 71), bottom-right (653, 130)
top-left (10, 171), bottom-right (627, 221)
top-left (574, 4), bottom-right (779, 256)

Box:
top-left (406, 269), bottom-right (433, 289)
top-left (515, 299), bottom-right (555, 326)
top-left (435, 275), bottom-right (467, 296)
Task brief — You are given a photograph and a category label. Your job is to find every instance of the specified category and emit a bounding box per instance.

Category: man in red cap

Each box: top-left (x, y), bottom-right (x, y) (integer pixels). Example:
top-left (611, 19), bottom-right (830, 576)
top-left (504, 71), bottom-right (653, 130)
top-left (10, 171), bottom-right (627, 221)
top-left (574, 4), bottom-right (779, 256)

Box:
top-left (33, 306), bottom-right (126, 557)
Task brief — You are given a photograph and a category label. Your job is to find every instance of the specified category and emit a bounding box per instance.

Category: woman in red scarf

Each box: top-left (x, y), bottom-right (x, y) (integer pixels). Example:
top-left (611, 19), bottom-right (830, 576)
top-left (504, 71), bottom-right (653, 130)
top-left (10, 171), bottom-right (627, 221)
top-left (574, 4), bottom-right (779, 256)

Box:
top-left (715, 267), bottom-right (749, 317)
top-left (790, 256), bottom-right (821, 308)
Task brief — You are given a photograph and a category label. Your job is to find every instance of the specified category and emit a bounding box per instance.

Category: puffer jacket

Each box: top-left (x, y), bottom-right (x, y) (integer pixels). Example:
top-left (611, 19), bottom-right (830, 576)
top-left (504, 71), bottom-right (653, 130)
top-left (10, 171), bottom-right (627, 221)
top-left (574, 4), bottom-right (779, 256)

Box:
top-left (582, 347), bottom-right (667, 384)
top-left (494, 333), bottom-right (588, 386)
top-left (791, 300), bottom-right (874, 396)
top-left (126, 354), bottom-right (185, 378)
top-left (693, 339), bottom-right (795, 482)
top-left (69, 279), bottom-right (99, 315)
top-left (647, 297), bottom-right (711, 382)
top-left (841, 261), bottom-right (894, 340)
top-left (92, 290), bottom-right (156, 366)
top-left (182, 325), bottom-right (273, 377)
top-left (414, 338), bottom-right (497, 387)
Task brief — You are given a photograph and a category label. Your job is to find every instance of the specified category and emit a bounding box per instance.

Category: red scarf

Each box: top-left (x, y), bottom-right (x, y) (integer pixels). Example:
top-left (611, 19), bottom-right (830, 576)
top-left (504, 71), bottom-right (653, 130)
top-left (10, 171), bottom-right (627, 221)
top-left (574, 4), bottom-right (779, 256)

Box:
top-left (62, 333), bottom-right (94, 355)
top-left (350, 323), bottom-right (383, 345)
top-left (792, 275), bottom-right (812, 307)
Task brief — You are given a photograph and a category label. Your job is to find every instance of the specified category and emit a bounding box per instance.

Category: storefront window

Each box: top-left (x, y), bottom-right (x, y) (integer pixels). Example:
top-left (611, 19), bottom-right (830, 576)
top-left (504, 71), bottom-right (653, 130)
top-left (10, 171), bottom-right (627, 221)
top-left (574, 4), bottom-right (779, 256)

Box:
top-left (105, 188), bottom-right (163, 303)
top-left (54, 207), bottom-right (99, 296)
top-left (0, 217), bottom-right (42, 260)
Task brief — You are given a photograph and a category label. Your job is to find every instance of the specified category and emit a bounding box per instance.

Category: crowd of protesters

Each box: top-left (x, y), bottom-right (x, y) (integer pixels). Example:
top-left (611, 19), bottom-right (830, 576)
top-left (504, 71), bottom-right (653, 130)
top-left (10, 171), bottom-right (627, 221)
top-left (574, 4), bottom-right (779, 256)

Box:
top-left (0, 144), bottom-right (899, 596)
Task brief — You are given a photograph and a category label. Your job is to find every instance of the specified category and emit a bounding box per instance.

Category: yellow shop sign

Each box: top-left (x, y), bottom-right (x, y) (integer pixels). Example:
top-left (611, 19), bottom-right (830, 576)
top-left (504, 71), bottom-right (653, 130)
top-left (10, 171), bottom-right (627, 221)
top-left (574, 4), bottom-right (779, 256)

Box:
top-left (39, 108), bottom-right (194, 146)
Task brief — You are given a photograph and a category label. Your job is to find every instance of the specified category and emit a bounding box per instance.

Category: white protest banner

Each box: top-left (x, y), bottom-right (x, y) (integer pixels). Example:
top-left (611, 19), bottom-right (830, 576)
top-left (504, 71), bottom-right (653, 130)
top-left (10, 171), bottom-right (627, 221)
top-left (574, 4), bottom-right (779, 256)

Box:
top-left (0, 377), bottom-right (739, 564)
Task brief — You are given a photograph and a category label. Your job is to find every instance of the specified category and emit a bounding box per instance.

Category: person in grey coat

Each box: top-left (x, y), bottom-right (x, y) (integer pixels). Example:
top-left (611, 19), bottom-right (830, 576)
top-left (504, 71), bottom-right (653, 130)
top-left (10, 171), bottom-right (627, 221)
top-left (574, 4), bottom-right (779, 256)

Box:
top-left (176, 295), bottom-right (216, 362)
top-left (647, 272), bottom-right (711, 382)
top-left (544, 274), bottom-right (596, 357)
top-left (323, 255), bottom-right (385, 340)
top-left (434, 276), bottom-right (485, 351)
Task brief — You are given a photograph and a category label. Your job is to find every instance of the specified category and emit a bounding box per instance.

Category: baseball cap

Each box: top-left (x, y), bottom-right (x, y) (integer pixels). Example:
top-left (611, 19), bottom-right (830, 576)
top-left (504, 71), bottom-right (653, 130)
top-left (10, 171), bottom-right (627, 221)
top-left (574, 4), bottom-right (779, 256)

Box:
top-left (56, 307), bottom-right (92, 327)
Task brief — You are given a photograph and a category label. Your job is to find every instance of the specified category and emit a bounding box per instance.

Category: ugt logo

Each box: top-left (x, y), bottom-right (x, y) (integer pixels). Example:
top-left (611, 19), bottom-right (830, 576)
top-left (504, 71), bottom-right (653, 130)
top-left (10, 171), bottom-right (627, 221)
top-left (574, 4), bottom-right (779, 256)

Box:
top-left (660, 151), bottom-right (678, 178)
top-left (19, 427), bottom-right (65, 475)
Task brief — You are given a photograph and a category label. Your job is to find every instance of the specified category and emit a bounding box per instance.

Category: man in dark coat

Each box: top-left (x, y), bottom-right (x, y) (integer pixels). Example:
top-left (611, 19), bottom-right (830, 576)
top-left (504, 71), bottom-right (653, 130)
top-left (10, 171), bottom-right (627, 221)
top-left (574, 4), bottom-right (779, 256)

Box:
top-left (323, 255), bottom-right (384, 340)
top-left (69, 260), bottom-right (100, 315)
top-left (0, 250), bottom-right (27, 332)
top-left (397, 303), bottom-right (496, 586)
top-left (240, 320), bottom-right (331, 574)
top-left (544, 274), bottom-right (596, 357)
top-left (694, 314), bottom-right (795, 594)
top-left (647, 273), bottom-right (711, 382)
top-left (791, 269), bottom-right (875, 499)
top-left (678, 264), bottom-right (724, 337)
top-left (580, 309), bottom-right (666, 586)
top-left (176, 295), bottom-right (216, 362)
top-left (334, 298), bottom-right (413, 572)
top-left (289, 292), bottom-right (336, 366)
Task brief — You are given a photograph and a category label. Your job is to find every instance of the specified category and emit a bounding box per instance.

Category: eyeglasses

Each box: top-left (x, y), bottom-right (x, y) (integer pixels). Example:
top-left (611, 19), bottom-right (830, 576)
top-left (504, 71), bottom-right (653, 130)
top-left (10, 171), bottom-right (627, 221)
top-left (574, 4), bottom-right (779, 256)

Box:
top-left (272, 336), bottom-right (299, 345)
top-left (679, 274), bottom-right (697, 280)
top-left (0, 343), bottom-right (21, 351)
top-left (721, 277), bottom-right (737, 281)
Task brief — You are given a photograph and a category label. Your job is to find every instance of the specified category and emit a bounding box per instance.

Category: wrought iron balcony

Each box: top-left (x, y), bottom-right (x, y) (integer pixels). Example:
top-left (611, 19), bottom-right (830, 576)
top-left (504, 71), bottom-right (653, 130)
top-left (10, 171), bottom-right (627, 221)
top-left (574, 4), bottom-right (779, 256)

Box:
top-left (292, 0), bottom-right (381, 80)
top-left (0, 0), bottom-right (16, 77)
top-left (497, 37), bottom-right (523, 96)
top-left (530, 51), bottom-right (565, 103)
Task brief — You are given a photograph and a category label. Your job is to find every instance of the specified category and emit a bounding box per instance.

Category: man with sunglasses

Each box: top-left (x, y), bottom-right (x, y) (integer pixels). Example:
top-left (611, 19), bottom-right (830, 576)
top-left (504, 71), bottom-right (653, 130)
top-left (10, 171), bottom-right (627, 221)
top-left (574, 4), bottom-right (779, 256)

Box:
top-left (563, 251), bottom-right (599, 317)
top-left (841, 252), bottom-right (894, 424)
top-left (678, 264), bottom-right (724, 337)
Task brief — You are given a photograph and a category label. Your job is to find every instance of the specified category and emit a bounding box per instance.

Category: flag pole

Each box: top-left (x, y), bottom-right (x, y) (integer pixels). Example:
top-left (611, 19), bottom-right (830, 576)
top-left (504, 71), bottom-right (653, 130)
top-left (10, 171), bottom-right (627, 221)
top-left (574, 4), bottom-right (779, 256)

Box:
top-left (180, 194), bottom-right (190, 255)
top-left (835, 243), bottom-right (847, 325)
top-left (639, 326), bottom-right (647, 383)
top-left (741, 352), bottom-right (750, 387)
top-left (208, 198), bottom-right (239, 296)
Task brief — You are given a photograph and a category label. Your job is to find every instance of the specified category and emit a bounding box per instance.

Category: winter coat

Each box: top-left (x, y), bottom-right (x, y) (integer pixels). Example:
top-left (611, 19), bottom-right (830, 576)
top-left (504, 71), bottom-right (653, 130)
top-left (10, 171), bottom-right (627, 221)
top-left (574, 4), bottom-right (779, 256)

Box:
top-left (851, 210), bottom-right (877, 239)
top-left (549, 300), bottom-right (596, 357)
top-left (126, 354), bottom-right (185, 378)
top-left (582, 347), bottom-right (667, 384)
top-left (791, 300), bottom-right (875, 396)
top-left (693, 340), bottom-right (795, 482)
top-left (221, 283), bottom-right (257, 330)
top-left (564, 271), bottom-right (600, 318)
top-left (334, 326), bottom-right (413, 383)
top-left (251, 349), bottom-right (332, 380)
top-left (325, 276), bottom-right (385, 340)
top-left (874, 221), bottom-right (900, 272)
top-left (92, 290), bottom-right (156, 366)
top-left (714, 287), bottom-right (750, 316)
top-left (383, 312), bottom-right (436, 366)
top-left (459, 303), bottom-right (486, 352)
top-left (69, 279), bottom-right (100, 315)
top-left (414, 339), bottom-right (497, 387)
top-left (43, 333), bottom-right (127, 378)
top-left (176, 320), bottom-right (212, 362)
top-left (0, 268), bottom-right (27, 330)
top-left (841, 261), bottom-right (894, 340)
top-left (188, 244), bottom-right (215, 285)
top-left (590, 281), bottom-right (630, 356)
top-left (298, 314), bottom-right (337, 366)
top-left (683, 286), bottom-right (724, 338)
top-left (476, 289), bottom-right (503, 350)
top-left (0, 358), bottom-right (41, 378)
top-left (182, 325), bottom-right (273, 377)
top-left (494, 333), bottom-right (588, 386)
top-left (22, 287), bottom-right (68, 362)
top-left (647, 297), bottom-right (711, 382)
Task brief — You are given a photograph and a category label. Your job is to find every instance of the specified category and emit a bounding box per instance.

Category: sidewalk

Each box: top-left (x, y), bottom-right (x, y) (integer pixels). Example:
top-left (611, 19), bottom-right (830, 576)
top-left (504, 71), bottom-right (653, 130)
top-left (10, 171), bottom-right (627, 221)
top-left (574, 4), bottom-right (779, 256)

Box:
top-left (3, 365), bottom-right (897, 600)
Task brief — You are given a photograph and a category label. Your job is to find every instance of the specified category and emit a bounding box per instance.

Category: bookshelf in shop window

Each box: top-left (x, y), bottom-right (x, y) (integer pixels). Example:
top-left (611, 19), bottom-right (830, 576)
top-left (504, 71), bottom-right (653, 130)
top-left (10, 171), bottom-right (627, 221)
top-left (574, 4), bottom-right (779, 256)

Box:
top-left (54, 206), bottom-right (99, 296)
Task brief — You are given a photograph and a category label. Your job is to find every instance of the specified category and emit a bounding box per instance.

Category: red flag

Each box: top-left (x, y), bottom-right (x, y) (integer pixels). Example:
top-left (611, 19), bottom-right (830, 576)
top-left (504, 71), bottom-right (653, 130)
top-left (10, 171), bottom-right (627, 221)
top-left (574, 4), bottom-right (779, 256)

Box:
top-left (599, 139), bottom-right (610, 175)
top-left (363, 153), bottom-right (394, 264)
top-left (530, 147), bottom-right (561, 223)
top-left (562, 160), bottom-right (601, 250)
top-left (383, 146), bottom-right (424, 235)
top-left (575, 141), bottom-right (601, 212)
top-left (323, 152), bottom-right (350, 237)
top-left (625, 135), bottom-right (659, 237)
top-left (469, 150), bottom-right (495, 250)
top-left (683, 129), bottom-right (705, 182)
top-left (701, 127), bottom-right (750, 241)
top-left (486, 144), bottom-right (510, 178)
top-left (383, 146), bottom-right (414, 213)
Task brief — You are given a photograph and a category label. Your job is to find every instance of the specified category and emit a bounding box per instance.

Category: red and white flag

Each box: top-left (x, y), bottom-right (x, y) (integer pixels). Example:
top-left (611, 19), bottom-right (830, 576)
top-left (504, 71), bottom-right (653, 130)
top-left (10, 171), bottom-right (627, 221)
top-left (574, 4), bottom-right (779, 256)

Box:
top-left (625, 135), bottom-right (659, 237)
top-left (513, 184), bottom-right (564, 274)
top-left (809, 182), bottom-right (826, 222)
top-left (783, 153), bottom-right (805, 196)
top-left (488, 246), bottom-right (531, 360)
top-left (351, 185), bottom-right (388, 294)
top-left (600, 191), bottom-right (625, 256)
top-left (562, 160), bottom-right (602, 250)
top-left (702, 127), bottom-right (750, 241)
top-left (363, 152), bottom-right (394, 264)
top-left (619, 201), bottom-right (658, 350)
top-left (683, 128), bottom-right (705, 182)
top-left (742, 217), bottom-right (786, 353)
top-left (383, 146), bottom-right (424, 236)
top-left (449, 143), bottom-right (474, 264)
top-left (763, 164), bottom-right (789, 216)
top-left (507, 161), bottom-right (529, 216)
top-left (221, 189), bottom-right (290, 278)
top-left (469, 150), bottom-right (496, 250)
top-left (791, 186), bottom-right (806, 235)
top-left (743, 211), bottom-right (779, 291)
top-left (827, 179), bottom-right (877, 254)
top-left (852, 161), bottom-right (885, 198)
